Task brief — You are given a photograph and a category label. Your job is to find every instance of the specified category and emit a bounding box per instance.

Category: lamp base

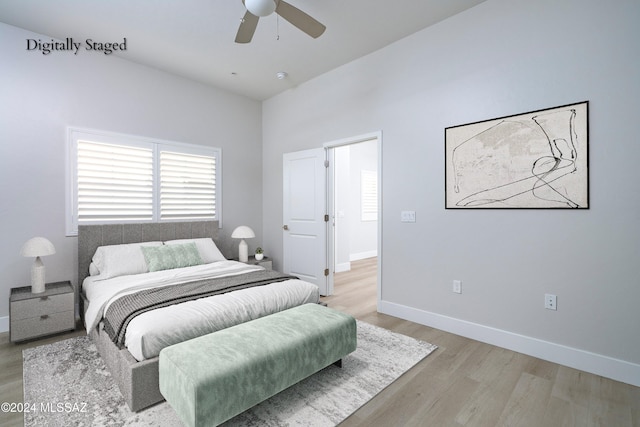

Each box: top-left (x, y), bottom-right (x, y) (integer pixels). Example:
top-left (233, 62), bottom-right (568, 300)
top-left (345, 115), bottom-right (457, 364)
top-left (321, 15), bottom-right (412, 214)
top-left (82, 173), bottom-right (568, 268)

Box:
top-left (31, 257), bottom-right (46, 294)
top-left (238, 240), bottom-right (249, 263)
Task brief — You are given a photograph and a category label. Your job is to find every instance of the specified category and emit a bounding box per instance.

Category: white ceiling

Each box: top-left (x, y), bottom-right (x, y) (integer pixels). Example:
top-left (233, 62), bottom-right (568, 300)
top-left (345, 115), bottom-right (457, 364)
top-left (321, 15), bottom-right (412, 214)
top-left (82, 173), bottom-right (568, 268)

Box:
top-left (1, 0), bottom-right (486, 100)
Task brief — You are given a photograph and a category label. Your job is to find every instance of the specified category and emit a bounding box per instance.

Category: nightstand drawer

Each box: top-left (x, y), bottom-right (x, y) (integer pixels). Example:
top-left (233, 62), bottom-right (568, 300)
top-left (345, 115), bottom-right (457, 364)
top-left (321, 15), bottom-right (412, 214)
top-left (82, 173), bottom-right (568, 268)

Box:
top-left (11, 292), bottom-right (74, 321)
top-left (10, 310), bottom-right (75, 342)
top-left (242, 256), bottom-right (272, 270)
top-left (257, 260), bottom-right (272, 270)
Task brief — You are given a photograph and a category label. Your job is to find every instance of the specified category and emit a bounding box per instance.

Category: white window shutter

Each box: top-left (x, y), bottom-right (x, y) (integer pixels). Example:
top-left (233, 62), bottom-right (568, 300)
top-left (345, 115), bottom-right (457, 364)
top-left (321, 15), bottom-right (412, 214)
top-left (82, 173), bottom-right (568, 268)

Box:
top-left (160, 150), bottom-right (217, 220)
top-left (77, 140), bottom-right (153, 222)
top-left (361, 170), bottom-right (378, 221)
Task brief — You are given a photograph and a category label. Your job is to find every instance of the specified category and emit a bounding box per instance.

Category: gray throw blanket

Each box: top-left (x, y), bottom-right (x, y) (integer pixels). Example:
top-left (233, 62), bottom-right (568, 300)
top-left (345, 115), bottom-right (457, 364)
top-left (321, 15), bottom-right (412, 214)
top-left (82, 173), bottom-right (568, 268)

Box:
top-left (103, 270), bottom-right (297, 348)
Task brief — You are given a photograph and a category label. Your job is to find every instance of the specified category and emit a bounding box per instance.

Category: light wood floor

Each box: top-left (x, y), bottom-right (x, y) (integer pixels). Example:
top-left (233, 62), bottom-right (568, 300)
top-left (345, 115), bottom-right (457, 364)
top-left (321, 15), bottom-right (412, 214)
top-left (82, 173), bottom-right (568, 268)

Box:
top-left (323, 257), bottom-right (639, 427)
top-left (0, 258), bottom-right (637, 426)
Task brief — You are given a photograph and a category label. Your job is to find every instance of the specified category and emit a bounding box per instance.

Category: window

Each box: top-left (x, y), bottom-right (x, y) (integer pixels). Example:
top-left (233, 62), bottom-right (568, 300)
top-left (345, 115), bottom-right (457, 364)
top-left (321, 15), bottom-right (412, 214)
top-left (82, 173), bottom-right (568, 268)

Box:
top-left (67, 128), bottom-right (220, 236)
top-left (361, 170), bottom-right (378, 221)
top-left (76, 140), bottom-right (154, 223)
top-left (159, 150), bottom-right (217, 220)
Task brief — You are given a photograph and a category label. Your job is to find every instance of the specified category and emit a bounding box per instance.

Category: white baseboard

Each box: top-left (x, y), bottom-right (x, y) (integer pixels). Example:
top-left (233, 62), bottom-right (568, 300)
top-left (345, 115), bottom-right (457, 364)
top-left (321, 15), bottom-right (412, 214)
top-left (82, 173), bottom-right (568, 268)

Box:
top-left (335, 262), bottom-right (351, 273)
top-left (350, 250), bottom-right (377, 262)
top-left (0, 316), bottom-right (8, 334)
top-left (378, 300), bottom-right (640, 388)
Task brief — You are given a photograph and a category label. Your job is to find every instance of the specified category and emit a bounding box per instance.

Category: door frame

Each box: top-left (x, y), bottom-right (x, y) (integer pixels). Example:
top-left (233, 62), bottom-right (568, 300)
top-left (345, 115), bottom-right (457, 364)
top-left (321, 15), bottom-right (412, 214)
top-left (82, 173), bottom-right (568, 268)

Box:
top-left (323, 131), bottom-right (382, 305)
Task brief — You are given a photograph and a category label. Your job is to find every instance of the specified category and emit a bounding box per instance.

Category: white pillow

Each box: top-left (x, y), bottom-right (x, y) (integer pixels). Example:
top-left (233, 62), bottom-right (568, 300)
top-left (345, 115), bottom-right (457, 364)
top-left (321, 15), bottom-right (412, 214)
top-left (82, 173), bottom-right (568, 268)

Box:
top-left (89, 262), bottom-right (100, 276)
top-left (92, 241), bottom-right (163, 279)
top-left (164, 238), bottom-right (226, 263)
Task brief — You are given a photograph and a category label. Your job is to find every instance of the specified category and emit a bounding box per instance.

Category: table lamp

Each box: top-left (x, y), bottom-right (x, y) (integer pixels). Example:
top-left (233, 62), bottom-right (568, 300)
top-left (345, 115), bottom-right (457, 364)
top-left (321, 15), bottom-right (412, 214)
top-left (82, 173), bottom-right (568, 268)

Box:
top-left (21, 237), bottom-right (56, 293)
top-left (231, 226), bottom-right (255, 262)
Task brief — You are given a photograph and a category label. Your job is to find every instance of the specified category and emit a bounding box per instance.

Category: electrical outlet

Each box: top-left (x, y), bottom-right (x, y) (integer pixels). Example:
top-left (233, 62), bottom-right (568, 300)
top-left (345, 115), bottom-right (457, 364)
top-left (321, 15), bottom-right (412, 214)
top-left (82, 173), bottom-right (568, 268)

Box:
top-left (453, 280), bottom-right (462, 294)
top-left (545, 294), bottom-right (557, 310)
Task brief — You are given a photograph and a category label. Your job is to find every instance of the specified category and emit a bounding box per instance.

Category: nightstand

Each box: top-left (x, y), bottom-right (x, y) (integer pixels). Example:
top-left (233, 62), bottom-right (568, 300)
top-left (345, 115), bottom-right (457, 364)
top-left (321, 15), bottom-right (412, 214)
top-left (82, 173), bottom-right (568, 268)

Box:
top-left (10, 281), bottom-right (75, 342)
top-left (244, 255), bottom-right (272, 270)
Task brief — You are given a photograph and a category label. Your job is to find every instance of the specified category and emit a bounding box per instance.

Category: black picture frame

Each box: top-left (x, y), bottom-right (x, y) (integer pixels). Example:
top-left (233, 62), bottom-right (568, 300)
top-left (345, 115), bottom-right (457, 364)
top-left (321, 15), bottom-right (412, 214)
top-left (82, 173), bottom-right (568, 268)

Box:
top-left (445, 101), bottom-right (589, 209)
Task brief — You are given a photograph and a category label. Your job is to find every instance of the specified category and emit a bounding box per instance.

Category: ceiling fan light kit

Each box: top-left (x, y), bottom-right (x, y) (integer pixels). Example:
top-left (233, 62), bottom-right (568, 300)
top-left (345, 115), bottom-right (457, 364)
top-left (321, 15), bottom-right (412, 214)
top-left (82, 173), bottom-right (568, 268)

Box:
top-left (244, 0), bottom-right (276, 17)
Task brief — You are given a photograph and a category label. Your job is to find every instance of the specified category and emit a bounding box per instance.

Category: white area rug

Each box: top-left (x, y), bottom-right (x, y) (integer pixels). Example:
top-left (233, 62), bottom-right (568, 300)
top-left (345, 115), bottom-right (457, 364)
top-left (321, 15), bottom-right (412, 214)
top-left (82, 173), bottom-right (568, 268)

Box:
top-left (23, 321), bottom-right (437, 426)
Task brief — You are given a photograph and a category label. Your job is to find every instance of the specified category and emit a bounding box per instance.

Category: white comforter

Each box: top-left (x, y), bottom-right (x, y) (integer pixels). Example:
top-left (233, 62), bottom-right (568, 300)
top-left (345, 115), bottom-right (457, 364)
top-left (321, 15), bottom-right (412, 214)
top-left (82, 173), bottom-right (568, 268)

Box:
top-left (83, 261), bottom-right (319, 361)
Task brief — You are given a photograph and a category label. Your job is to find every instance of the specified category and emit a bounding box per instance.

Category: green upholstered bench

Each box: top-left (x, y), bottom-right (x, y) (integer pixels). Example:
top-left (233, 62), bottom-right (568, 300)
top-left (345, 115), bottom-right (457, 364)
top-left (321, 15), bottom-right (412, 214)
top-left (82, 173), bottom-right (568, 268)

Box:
top-left (159, 303), bottom-right (357, 427)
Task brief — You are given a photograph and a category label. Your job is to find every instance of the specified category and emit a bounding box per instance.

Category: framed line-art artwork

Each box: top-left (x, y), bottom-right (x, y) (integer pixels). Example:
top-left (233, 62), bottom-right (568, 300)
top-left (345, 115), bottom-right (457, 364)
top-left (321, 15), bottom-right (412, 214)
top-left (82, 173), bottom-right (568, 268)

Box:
top-left (445, 101), bottom-right (589, 209)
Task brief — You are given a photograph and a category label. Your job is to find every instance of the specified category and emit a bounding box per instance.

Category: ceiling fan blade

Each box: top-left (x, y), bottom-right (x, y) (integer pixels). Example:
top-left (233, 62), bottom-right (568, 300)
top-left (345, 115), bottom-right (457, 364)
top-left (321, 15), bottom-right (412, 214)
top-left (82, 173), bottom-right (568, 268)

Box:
top-left (275, 0), bottom-right (326, 39)
top-left (235, 11), bottom-right (259, 43)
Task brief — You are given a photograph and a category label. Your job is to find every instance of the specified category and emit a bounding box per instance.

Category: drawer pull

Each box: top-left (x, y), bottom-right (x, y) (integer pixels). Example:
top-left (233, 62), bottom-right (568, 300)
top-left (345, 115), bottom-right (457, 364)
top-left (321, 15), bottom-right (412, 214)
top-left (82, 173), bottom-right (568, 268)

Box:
top-left (40, 296), bottom-right (49, 301)
top-left (40, 315), bottom-right (49, 320)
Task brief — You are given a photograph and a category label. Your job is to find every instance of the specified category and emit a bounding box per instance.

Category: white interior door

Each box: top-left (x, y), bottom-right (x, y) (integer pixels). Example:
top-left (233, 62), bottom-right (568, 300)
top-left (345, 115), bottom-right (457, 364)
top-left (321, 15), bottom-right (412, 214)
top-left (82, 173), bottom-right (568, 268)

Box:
top-left (283, 148), bottom-right (328, 295)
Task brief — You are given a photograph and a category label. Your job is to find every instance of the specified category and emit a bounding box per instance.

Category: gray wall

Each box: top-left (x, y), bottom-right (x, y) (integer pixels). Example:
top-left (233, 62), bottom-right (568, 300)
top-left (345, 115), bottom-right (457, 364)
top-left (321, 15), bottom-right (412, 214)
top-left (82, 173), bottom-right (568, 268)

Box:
top-left (0, 23), bottom-right (263, 323)
top-left (262, 0), bottom-right (640, 382)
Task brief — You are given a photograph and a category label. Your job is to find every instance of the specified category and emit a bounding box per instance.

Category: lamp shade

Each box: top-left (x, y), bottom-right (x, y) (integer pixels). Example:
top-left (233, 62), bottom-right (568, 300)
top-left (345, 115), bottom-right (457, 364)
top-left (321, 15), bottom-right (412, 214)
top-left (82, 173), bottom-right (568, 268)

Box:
top-left (231, 226), bottom-right (256, 239)
top-left (245, 0), bottom-right (276, 17)
top-left (21, 237), bottom-right (56, 257)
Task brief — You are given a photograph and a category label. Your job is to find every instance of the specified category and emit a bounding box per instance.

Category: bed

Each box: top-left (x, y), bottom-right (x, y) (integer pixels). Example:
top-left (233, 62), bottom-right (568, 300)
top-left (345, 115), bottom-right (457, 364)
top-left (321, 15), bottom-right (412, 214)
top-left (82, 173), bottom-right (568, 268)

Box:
top-left (78, 221), bottom-right (320, 412)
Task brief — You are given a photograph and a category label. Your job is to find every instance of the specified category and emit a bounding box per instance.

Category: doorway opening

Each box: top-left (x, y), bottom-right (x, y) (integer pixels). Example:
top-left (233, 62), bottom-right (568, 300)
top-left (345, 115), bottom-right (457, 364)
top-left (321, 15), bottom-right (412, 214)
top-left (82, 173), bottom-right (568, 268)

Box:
top-left (324, 132), bottom-right (381, 309)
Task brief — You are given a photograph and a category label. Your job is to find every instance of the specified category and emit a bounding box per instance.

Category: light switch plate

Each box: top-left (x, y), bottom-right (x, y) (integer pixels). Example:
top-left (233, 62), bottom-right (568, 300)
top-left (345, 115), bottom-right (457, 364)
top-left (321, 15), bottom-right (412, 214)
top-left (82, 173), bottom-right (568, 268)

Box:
top-left (401, 211), bottom-right (416, 222)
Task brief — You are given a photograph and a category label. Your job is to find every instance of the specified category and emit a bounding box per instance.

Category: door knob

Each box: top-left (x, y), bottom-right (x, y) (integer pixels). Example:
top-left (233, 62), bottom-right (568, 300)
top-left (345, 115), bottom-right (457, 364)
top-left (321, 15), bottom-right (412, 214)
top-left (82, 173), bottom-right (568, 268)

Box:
top-left (283, 225), bottom-right (289, 230)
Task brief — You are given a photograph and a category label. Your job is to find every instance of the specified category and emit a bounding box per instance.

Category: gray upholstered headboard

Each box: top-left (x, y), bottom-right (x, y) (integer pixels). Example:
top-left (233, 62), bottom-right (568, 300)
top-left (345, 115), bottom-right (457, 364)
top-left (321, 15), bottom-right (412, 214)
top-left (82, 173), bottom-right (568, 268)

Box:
top-left (78, 220), bottom-right (221, 299)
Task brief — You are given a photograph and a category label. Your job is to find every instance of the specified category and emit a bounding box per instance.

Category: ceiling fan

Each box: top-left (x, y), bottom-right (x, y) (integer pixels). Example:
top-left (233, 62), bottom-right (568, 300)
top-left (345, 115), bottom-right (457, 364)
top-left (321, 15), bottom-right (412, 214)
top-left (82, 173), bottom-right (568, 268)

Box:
top-left (235, 0), bottom-right (326, 43)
